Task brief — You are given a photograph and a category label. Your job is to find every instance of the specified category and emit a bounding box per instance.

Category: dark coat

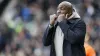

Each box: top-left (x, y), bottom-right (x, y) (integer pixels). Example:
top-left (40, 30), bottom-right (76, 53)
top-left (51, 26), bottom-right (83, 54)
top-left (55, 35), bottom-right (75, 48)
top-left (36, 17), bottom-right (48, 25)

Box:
top-left (43, 18), bottom-right (86, 56)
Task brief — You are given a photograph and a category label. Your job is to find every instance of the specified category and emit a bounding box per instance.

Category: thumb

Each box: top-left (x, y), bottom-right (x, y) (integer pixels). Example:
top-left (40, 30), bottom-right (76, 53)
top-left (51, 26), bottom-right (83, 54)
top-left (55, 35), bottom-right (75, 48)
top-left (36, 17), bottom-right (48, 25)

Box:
top-left (65, 14), bottom-right (68, 18)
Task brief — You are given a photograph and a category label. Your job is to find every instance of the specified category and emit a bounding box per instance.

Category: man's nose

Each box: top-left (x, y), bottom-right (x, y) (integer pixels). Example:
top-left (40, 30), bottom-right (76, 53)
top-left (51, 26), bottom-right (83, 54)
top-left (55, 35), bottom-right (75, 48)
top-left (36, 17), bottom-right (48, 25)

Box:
top-left (57, 10), bottom-right (61, 15)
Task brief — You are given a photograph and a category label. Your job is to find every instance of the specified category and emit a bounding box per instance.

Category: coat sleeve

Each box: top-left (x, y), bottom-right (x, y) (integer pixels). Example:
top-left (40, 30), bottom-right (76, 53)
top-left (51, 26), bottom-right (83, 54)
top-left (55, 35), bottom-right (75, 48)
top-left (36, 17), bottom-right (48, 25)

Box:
top-left (43, 25), bottom-right (55, 46)
top-left (58, 20), bottom-right (86, 44)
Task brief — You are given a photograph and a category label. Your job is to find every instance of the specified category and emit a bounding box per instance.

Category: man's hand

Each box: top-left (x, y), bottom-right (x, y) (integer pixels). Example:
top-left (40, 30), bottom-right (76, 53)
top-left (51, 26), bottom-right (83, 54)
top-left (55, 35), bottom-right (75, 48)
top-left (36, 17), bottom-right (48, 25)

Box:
top-left (50, 14), bottom-right (57, 25)
top-left (57, 14), bottom-right (65, 22)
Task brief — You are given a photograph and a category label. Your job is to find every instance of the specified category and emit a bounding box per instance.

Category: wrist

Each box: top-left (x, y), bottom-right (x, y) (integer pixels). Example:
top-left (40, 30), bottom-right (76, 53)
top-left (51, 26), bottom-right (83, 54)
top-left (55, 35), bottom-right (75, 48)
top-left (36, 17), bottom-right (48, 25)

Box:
top-left (49, 24), bottom-right (54, 28)
top-left (50, 22), bottom-right (55, 26)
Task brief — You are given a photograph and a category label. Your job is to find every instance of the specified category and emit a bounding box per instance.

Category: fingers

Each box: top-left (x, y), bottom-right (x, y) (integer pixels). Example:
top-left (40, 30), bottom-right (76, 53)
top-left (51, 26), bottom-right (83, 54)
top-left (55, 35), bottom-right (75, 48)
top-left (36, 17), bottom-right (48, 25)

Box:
top-left (57, 14), bottom-right (65, 22)
top-left (49, 14), bottom-right (57, 25)
top-left (50, 14), bottom-right (57, 19)
top-left (58, 14), bottom-right (65, 18)
top-left (65, 14), bottom-right (68, 18)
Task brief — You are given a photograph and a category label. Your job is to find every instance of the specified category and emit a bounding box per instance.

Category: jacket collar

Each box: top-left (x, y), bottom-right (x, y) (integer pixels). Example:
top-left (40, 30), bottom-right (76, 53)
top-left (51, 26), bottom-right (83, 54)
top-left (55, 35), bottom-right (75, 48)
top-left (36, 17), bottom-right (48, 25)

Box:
top-left (67, 10), bottom-right (80, 23)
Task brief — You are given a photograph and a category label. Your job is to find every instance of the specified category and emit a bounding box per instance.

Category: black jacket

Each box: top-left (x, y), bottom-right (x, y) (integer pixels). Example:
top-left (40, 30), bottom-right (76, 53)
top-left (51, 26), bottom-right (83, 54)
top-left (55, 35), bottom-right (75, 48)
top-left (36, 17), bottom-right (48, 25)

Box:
top-left (43, 18), bottom-right (86, 56)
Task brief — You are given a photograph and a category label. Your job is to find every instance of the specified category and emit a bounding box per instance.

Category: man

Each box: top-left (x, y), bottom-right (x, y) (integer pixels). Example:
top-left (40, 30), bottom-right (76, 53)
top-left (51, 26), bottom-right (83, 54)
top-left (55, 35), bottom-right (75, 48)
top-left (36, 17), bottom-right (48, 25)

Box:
top-left (43, 1), bottom-right (86, 56)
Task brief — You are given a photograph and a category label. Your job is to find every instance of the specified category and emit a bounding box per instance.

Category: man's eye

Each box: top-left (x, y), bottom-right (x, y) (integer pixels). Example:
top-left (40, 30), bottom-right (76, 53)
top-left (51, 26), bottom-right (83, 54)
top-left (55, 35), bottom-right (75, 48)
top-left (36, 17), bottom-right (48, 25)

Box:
top-left (61, 7), bottom-right (65, 10)
top-left (61, 9), bottom-right (63, 10)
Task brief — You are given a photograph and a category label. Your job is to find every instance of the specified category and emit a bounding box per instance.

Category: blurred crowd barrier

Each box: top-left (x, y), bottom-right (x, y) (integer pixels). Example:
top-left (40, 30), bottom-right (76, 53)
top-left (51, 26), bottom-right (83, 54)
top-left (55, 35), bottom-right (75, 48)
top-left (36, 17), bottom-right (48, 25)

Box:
top-left (0, 0), bottom-right (100, 56)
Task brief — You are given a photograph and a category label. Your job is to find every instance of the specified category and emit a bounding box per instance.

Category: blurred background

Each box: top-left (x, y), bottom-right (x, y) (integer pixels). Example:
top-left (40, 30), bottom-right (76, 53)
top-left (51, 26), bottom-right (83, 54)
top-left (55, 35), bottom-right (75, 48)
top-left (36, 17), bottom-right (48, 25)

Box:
top-left (0, 0), bottom-right (100, 56)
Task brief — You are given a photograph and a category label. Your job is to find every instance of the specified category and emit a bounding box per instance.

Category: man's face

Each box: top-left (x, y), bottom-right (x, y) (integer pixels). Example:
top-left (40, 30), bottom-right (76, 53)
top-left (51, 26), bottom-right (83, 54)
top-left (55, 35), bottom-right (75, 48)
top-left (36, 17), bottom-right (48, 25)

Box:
top-left (57, 3), bottom-right (68, 16)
